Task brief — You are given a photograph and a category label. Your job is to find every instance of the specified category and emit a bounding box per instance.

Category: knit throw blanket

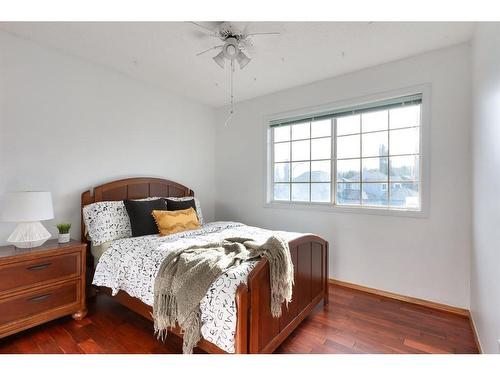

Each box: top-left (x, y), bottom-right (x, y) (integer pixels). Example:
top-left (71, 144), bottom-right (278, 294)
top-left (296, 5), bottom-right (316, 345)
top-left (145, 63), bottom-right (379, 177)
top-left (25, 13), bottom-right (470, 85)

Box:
top-left (153, 235), bottom-right (294, 354)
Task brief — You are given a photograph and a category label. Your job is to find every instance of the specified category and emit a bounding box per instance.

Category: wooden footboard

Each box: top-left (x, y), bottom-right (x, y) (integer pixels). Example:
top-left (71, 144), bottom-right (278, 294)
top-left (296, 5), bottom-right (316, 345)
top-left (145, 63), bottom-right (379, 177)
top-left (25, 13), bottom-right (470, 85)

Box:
top-left (235, 235), bottom-right (329, 353)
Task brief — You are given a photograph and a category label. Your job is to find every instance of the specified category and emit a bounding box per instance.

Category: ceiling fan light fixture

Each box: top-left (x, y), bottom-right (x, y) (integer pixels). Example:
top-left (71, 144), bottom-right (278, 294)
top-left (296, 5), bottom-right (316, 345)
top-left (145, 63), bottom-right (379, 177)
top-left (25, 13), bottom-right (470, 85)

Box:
top-left (193, 22), bottom-right (280, 126)
top-left (236, 51), bottom-right (251, 69)
top-left (226, 45), bottom-right (237, 56)
top-left (222, 38), bottom-right (239, 60)
top-left (213, 50), bottom-right (225, 69)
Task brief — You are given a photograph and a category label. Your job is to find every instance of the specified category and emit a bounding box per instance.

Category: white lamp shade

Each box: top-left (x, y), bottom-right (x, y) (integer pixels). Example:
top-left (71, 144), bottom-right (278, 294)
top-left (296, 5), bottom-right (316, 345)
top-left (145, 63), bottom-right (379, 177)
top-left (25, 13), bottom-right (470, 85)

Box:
top-left (0, 191), bottom-right (54, 222)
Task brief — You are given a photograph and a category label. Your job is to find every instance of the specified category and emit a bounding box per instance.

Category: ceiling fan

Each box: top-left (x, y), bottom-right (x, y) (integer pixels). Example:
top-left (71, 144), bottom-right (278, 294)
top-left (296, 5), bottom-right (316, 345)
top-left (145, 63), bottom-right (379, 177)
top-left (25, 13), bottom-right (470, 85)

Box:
top-left (191, 22), bottom-right (280, 125)
top-left (193, 22), bottom-right (279, 70)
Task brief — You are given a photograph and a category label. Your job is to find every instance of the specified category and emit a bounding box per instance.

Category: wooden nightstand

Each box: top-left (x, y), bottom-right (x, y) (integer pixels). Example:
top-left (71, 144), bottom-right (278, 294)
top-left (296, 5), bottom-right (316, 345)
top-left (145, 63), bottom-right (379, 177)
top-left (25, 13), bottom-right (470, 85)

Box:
top-left (0, 239), bottom-right (87, 339)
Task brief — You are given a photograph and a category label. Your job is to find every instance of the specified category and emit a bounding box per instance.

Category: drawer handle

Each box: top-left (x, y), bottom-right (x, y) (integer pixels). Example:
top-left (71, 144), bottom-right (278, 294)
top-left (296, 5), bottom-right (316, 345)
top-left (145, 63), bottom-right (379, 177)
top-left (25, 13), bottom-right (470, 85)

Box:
top-left (27, 293), bottom-right (51, 303)
top-left (27, 262), bottom-right (52, 271)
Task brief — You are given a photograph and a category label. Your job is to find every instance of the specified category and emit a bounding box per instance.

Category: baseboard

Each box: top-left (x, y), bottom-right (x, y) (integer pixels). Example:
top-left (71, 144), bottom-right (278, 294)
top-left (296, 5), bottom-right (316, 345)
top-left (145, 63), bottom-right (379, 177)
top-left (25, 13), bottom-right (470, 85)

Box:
top-left (329, 278), bottom-right (469, 317)
top-left (468, 311), bottom-right (483, 354)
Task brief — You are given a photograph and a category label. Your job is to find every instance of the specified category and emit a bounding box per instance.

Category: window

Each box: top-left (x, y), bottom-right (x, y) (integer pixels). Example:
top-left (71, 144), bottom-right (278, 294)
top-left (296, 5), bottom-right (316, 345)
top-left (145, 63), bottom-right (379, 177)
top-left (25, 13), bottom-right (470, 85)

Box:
top-left (269, 94), bottom-right (422, 211)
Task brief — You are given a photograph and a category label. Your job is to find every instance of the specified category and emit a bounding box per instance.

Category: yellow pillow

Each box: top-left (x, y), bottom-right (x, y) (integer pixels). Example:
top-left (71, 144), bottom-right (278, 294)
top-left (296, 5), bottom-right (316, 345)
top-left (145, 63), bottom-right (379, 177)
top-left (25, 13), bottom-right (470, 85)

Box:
top-left (152, 207), bottom-right (200, 236)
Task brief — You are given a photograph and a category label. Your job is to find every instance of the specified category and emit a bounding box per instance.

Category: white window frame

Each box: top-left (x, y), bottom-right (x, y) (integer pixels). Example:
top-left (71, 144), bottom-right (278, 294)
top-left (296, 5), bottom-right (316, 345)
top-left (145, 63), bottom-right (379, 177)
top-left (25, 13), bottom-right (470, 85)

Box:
top-left (264, 84), bottom-right (431, 218)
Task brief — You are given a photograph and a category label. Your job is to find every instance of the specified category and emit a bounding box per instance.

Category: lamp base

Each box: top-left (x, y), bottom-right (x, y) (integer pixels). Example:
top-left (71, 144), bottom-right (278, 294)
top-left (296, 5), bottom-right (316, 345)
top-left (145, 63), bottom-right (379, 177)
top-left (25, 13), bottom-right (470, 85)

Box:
top-left (7, 221), bottom-right (51, 248)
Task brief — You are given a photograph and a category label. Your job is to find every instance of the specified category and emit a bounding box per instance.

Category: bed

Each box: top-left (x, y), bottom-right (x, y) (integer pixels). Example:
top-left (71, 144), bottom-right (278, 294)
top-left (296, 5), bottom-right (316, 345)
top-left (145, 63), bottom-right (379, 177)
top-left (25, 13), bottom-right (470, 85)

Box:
top-left (81, 177), bottom-right (329, 354)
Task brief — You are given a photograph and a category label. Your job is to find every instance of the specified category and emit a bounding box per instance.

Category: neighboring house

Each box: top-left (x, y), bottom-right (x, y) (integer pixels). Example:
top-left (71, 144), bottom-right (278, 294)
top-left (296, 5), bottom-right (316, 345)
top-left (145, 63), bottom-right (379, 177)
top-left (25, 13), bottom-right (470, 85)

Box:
top-left (337, 171), bottom-right (418, 207)
top-left (281, 154), bottom-right (418, 207)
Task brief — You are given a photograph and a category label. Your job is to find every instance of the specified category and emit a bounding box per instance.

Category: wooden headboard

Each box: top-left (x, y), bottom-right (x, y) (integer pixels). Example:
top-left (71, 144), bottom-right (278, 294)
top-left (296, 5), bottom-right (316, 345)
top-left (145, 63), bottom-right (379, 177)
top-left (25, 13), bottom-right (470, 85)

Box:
top-left (81, 177), bottom-right (194, 243)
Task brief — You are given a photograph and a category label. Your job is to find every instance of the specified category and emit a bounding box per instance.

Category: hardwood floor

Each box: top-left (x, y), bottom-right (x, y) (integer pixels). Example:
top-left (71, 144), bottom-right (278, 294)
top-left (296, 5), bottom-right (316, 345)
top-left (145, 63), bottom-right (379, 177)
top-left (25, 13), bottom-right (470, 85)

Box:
top-left (0, 284), bottom-right (478, 354)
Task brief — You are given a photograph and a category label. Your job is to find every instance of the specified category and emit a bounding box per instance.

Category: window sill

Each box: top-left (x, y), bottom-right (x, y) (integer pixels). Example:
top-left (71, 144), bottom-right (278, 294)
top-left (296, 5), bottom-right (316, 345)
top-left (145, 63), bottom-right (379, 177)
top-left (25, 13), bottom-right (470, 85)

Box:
top-left (264, 201), bottom-right (428, 218)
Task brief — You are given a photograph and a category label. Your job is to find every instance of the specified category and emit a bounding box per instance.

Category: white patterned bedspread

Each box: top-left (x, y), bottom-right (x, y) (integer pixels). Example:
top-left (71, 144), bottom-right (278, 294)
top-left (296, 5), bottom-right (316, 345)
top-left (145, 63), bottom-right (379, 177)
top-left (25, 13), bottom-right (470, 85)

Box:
top-left (92, 221), bottom-right (304, 353)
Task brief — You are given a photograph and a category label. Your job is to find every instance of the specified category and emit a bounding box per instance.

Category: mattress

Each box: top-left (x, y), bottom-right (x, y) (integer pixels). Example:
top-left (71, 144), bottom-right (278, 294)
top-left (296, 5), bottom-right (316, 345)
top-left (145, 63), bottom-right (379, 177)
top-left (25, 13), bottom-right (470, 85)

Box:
top-left (92, 221), bottom-right (304, 353)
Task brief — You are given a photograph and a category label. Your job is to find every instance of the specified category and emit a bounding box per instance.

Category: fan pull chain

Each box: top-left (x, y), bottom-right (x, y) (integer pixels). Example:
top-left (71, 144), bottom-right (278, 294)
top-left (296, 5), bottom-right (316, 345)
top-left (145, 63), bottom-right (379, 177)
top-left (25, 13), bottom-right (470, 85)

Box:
top-left (224, 59), bottom-right (235, 127)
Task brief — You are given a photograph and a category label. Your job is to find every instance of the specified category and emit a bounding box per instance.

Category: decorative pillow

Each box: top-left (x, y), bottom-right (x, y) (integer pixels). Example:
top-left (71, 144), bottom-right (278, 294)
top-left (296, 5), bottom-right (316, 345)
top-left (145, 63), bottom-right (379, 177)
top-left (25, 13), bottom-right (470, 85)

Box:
top-left (167, 197), bottom-right (204, 225)
top-left (124, 198), bottom-right (168, 237)
top-left (82, 201), bottom-right (132, 246)
top-left (166, 198), bottom-right (197, 214)
top-left (152, 207), bottom-right (200, 236)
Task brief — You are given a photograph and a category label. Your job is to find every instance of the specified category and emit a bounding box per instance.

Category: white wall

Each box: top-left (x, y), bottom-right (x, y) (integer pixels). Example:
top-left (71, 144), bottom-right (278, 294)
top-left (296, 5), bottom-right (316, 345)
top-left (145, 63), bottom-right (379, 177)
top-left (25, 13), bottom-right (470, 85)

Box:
top-left (471, 23), bottom-right (500, 354)
top-left (0, 31), bottom-right (216, 243)
top-left (215, 44), bottom-right (472, 308)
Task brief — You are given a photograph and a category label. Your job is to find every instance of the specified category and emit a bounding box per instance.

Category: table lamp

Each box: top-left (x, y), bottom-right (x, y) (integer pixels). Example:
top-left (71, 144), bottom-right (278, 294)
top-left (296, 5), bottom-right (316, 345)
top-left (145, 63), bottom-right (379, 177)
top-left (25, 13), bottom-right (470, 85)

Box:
top-left (0, 191), bottom-right (54, 248)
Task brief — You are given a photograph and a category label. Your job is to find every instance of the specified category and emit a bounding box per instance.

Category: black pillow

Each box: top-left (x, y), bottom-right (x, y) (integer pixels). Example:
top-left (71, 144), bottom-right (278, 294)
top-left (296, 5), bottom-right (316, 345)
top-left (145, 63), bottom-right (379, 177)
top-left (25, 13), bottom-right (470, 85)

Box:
top-left (123, 199), bottom-right (168, 237)
top-left (166, 198), bottom-right (197, 217)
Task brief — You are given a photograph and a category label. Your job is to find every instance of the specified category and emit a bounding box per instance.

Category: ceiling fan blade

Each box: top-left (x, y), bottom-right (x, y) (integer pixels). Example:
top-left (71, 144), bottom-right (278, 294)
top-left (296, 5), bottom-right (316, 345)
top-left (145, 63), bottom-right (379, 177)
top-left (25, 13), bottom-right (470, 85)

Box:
top-left (196, 44), bottom-right (224, 56)
top-left (241, 22), bottom-right (250, 37)
top-left (246, 32), bottom-right (280, 36)
top-left (239, 38), bottom-right (255, 55)
top-left (189, 21), bottom-right (217, 34)
top-left (240, 22), bottom-right (250, 39)
top-left (188, 22), bottom-right (227, 41)
top-left (188, 29), bottom-right (212, 39)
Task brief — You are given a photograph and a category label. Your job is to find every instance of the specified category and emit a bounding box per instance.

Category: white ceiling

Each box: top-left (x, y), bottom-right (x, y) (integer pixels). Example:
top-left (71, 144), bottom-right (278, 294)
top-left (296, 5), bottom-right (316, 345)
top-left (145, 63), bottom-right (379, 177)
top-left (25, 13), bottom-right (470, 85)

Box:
top-left (0, 22), bottom-right (475, 108)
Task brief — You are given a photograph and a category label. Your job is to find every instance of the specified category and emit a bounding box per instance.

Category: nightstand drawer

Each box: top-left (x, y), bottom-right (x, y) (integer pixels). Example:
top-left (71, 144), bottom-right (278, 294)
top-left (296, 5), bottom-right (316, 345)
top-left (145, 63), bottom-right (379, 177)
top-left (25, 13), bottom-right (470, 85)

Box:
top-left (0, 252), bottom-right (80, 294)
top-left (0, 281), bottom-right (79, 326)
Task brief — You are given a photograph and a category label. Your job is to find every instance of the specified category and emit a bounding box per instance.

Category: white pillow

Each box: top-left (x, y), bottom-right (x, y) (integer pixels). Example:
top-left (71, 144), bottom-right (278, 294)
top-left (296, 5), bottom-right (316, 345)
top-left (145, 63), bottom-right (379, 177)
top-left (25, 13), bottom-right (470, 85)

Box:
top-left (83, 201), bottom-right (132, 246)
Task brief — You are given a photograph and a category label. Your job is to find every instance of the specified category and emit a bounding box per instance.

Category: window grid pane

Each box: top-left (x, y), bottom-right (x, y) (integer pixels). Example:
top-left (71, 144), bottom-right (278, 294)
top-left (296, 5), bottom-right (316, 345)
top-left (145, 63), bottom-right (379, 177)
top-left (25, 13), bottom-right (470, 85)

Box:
top-left (272, 101), bottom-right (421, 210)
top-left (273, 120), bottom-right (332, 203)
